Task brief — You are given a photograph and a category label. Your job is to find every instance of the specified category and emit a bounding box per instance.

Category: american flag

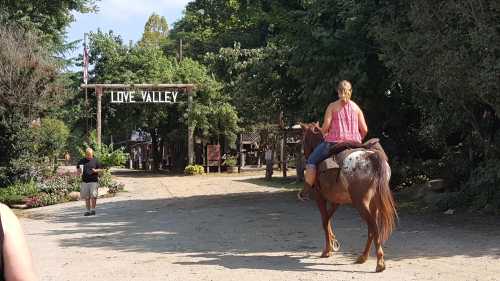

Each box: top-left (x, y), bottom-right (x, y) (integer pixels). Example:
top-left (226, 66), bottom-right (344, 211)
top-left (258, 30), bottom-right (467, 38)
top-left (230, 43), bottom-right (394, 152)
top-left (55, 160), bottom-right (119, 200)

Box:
top-left (83, 43), bottom-right (89, 84)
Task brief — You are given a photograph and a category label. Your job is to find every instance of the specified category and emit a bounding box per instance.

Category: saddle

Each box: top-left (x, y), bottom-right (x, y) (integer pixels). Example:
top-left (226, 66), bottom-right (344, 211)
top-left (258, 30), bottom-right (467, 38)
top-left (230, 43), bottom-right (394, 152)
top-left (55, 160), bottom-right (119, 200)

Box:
top-left (318, 138), bottom-right (386, 173)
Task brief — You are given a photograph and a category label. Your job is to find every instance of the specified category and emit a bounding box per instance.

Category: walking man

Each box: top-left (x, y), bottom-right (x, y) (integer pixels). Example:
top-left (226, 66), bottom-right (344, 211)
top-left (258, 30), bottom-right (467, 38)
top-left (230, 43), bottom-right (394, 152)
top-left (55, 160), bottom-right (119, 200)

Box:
top-left (77, 148), bottom-right (103, 216)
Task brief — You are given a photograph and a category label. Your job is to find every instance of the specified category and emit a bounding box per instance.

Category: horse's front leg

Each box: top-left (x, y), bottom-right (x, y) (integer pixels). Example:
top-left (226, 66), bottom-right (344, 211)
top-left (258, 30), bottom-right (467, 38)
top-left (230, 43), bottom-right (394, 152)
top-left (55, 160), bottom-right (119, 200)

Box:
top-left (317, 196), bottom-right (336, 257)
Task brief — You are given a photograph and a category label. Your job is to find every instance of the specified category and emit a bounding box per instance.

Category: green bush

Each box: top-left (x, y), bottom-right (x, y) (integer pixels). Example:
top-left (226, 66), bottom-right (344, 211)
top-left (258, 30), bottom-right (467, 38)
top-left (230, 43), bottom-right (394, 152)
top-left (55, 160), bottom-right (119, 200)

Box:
top-left (184, 165), bottom-right (204, 175)
top-left (0, 181), bottom-right (39, 205)
top-left (79, 131), bottom-right (128, 167)
top-left (460, 160), bottom-right (500, 211)
top-left (98, 169), bottom-right (113, 188)
top-left (223, 156), bottom-right (237, 167)
top-left (0, 194), bottom-right (25, 205)
top-left (33, 118), bottom-right (70, 168)
top-left (37, 176), bottom-right (67, 195)
top-left (25, 193), bottom-right (66, 208)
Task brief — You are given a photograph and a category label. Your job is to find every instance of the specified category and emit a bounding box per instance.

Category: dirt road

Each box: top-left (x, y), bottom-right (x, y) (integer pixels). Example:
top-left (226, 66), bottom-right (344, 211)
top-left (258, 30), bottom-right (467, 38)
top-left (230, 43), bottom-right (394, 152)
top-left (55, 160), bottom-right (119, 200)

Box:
top-left (20, 170), bottom-right (500, 281)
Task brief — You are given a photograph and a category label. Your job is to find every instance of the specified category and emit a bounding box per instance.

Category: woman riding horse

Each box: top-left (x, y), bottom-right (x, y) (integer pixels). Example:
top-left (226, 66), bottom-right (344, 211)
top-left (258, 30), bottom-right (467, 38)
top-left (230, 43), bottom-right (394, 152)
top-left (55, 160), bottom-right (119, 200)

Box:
top-left (298, 80), bottom-right (397, 273)
top-left (302, 80), bottom-right (368, 195)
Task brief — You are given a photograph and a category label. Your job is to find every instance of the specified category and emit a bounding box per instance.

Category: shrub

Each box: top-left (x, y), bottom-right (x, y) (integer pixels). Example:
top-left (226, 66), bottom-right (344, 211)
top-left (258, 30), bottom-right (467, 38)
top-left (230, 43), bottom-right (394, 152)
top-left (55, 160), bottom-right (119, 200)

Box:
top-left (98, 169), bottom-right (113, 188)
top-left (25, 196), bottom-right (43, 208)
top-left (39, 193), bottom-right (64, 206)
top-left (32, 118), bottom-right (70, 169)
top-left (184, 165), bottom-right (204, 175)
top-left (223, 156), bottom-right (237, 167)
top-left (0, 181), bottom-right (39, 205)
top-left (25, 193), bottom-right (65, 208)
top-left (79, 131), bottom-right (128, 167)
top-left (0, 194), bottom-right (25, 205)
top-left (460, 160), bottom-right (500, 211)
top-left (37, 176), bottom-right (68, 195)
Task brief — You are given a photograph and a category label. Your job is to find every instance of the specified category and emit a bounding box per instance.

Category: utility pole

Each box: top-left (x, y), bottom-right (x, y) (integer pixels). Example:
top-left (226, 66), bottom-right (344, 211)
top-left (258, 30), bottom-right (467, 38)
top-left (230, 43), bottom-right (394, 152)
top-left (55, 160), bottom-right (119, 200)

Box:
top-left (179, 39), bottom-right (183, 62)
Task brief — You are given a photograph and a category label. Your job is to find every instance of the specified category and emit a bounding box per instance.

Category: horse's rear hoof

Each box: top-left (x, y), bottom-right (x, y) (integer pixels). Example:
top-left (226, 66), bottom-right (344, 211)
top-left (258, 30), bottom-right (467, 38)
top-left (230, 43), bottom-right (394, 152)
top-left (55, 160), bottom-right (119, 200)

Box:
top-left (355, 255), bottom-right (368, 264)
top-left (376, 263), bottom-right (386, 272)
top-left (320, 251), bottom-right (332, 258)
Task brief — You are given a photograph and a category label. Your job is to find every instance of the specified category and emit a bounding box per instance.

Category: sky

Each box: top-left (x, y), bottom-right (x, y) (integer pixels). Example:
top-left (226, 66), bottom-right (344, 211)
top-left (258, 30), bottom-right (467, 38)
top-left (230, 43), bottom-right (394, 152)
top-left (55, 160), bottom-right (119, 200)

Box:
top-left (66, 0), bottom-right (192, 60)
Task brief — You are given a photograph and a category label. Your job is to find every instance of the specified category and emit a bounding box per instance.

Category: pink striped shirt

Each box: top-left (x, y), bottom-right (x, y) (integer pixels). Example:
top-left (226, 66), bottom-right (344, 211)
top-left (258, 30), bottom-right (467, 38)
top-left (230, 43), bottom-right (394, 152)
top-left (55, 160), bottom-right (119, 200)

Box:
top-left (325, 101), bottom-right (362, 143)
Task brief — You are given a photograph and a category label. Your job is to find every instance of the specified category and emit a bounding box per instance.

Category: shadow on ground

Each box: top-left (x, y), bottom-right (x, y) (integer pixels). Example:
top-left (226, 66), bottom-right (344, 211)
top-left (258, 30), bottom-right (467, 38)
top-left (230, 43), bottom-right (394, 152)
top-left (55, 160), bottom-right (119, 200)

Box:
top-left (34, 183), bottom-right (500, 272)
top-left (236, 177), bottom-right (303, 190)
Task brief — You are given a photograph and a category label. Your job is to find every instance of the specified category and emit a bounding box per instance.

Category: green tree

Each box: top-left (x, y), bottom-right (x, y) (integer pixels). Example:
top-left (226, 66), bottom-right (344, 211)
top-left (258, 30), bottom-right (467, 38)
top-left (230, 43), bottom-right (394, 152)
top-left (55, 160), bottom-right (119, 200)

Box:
top-left (370, 0), bottom-right (500, 207)
top-left (33, 118), bottom-right (70, 168)
top-left (0, 25), bottom-right (68, 184)
top-left (0, 0), bottom-right (97, 51)
top-left (170, 0), bottom-right (272, 59)
top-left (139, 13), bottom-right (170, 48)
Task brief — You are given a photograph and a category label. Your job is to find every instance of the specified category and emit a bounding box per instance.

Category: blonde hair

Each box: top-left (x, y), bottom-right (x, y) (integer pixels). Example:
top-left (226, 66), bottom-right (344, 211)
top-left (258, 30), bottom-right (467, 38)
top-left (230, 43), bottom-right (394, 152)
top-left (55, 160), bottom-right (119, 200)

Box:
top-left (85, 147), bottom-right (94, 157)
top-left (337, 80), bottom-right (352, 102)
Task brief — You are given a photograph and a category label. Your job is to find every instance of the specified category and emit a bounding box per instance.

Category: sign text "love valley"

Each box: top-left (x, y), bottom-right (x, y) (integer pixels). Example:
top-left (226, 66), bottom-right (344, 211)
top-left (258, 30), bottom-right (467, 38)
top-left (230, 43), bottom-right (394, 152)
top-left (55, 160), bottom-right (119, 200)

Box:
top-left (110, 91), bottom-right (179, 104)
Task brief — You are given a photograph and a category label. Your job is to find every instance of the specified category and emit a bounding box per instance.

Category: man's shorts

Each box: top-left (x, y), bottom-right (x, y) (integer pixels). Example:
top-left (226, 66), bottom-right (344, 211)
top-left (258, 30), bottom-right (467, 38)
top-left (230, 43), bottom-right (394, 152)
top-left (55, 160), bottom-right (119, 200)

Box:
top-left (80, 182), bottom-right (99, 199)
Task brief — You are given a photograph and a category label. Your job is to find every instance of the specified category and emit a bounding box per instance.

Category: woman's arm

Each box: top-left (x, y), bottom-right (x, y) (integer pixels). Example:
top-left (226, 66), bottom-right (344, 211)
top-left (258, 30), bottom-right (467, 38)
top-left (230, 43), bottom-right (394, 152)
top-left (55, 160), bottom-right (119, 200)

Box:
top-left (321, 103), bottom-right (333, 135)
top-left (358, 108), bottom-right (368, 140)
top-left (1, 204), bottom-right (37, 281)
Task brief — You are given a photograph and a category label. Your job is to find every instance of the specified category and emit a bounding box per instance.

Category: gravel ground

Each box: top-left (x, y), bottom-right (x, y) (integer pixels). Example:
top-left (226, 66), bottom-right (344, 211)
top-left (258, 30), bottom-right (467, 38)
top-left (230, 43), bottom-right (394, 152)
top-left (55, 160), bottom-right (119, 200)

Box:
top-left (19, 169), bottom-right (500, 281)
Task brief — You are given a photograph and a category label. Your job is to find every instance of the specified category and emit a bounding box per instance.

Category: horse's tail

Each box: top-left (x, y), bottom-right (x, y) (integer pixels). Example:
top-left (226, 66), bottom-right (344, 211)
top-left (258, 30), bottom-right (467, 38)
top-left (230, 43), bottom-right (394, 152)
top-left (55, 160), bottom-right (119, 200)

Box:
top-left (369, 150), bottom-right (397, 243)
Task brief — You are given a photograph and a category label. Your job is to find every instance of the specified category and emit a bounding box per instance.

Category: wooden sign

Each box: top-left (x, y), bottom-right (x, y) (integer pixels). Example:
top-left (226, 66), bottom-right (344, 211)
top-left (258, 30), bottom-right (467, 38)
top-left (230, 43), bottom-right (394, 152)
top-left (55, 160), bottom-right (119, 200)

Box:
top-left (207, 144), bottom-right (220, 166)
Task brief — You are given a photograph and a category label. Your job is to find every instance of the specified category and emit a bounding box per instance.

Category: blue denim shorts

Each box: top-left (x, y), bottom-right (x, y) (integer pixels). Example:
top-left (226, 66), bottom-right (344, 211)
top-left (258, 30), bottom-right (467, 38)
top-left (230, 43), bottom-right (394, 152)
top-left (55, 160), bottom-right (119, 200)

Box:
top-left (306, 141), bottom-right (337, 169)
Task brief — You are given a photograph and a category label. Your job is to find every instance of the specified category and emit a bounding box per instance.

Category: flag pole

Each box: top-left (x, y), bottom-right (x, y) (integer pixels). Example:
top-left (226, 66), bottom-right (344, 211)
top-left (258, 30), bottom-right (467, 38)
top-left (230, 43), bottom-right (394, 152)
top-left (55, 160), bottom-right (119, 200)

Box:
top-left (84, 33), bottom-right (89, 135)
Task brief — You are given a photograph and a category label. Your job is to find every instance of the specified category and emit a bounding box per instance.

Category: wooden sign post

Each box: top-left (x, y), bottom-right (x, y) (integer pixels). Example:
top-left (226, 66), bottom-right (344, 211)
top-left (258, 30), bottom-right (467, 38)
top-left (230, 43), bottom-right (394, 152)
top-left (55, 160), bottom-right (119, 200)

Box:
top-left (206, 144), bottom-right (221, 173)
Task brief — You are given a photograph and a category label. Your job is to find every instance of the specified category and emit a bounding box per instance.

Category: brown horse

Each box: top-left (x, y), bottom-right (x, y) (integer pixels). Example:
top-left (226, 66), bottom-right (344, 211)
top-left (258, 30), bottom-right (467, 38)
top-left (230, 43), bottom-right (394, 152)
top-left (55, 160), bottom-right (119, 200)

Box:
top-left (298, 123), bottom-right (397, 272)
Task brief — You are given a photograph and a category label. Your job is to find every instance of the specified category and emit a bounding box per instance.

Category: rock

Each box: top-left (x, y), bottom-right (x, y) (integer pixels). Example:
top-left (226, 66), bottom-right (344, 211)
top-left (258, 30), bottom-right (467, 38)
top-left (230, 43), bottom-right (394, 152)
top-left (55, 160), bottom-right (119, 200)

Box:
top-left (99, 187), bottom-right (109, 196)
top-left (444, 209), bottom-right (455, 215)
top-left (428, 179), bottom-right (445, 192)
top-left (68, 192), bottom-right (80, 201)
top-left (11, 204), bottom-right (28, 209)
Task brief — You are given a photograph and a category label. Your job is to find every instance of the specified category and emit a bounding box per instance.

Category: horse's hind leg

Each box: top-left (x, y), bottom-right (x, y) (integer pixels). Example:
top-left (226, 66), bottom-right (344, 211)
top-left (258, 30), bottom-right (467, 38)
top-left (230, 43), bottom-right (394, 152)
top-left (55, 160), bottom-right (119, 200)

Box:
top-left (317, 197), bottom-right (335, 257)
top-left (353, 202), bottom-right (374, 264)
top-left (370, 203), bottom-right (385, 272)
top-left (327, 203), bottom-right (340, 252)
top-left (354, 200), bottom-right (385, 272)
top-left (355, 223), bottom-right (373, 264)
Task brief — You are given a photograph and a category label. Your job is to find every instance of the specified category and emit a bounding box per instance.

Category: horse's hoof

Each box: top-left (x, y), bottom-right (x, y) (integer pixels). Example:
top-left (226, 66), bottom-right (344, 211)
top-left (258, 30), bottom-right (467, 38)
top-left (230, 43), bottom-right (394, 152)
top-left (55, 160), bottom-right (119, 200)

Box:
top-left (355, 255), bottom-right (368, 264)
top-left (320, 251), bottom-right (332, 258)
top-left (332, 239), bottom-right (341, 252)
top-left (376, 262), bottom-right (386, 272)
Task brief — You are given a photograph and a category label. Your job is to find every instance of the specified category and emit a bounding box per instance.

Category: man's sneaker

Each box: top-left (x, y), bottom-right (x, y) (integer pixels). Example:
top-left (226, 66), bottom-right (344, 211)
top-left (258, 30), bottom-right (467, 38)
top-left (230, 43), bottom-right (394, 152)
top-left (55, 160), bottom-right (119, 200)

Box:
top-left (90, 210), bottom-right (96, 216)
top-left (84, 211), bottom-right (91, 216)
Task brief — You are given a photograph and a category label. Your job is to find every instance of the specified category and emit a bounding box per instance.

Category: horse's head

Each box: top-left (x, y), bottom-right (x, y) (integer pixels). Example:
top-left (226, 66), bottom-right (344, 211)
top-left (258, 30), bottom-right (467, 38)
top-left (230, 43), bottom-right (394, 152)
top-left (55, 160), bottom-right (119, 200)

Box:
top-left (300, 122), bottom-right (324, 158)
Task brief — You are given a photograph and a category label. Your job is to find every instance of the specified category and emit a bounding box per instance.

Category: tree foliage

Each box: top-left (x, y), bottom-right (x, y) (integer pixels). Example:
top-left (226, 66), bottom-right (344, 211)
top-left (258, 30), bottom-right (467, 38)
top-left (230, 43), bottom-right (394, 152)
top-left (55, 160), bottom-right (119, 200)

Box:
top-left (174, 0), bottom-right (500, 210)
top-left (139, 13), bottom-right (170, 48)
top-left (0, 0), bottom-right (97, 48)
top-left (0, 25), bottom-right (70, 185)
